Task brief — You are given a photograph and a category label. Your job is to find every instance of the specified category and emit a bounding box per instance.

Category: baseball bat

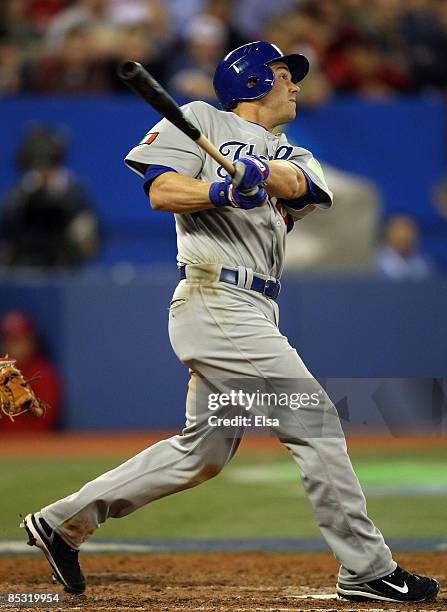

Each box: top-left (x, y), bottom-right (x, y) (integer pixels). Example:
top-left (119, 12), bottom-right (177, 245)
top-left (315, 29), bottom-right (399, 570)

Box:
top-left (117, 61), bottom-right (235, 177)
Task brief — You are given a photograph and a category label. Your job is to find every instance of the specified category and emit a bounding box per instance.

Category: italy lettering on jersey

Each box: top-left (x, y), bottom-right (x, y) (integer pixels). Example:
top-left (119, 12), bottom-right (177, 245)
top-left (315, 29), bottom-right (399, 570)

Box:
top-left (124, 101), bottom-right (333, 279)
top-left (215, 141), bottom-right (294, 179)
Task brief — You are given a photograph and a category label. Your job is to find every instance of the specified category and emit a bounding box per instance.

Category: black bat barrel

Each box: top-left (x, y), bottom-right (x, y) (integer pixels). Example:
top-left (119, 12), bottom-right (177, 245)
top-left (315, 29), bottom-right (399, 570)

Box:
top-left (117, 61), bottom-right (201, 142)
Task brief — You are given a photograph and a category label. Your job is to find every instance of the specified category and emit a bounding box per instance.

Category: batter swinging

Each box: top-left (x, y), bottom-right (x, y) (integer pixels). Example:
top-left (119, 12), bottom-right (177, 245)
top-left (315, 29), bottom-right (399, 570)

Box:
top-left (22, 41), bottom-right (439, 604)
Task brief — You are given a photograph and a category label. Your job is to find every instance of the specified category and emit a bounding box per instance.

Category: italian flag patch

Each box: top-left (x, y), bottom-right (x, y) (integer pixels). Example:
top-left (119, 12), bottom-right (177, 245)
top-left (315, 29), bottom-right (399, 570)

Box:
top-left (139, 132), bottom-right (159, 145)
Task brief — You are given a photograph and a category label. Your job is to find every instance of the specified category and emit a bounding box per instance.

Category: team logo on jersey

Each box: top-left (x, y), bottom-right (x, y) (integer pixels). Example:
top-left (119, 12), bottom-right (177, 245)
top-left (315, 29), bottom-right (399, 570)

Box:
top-left (217, 140), bottom-right (294, 178)
top-left (139, 132), bottom-right (159, 145)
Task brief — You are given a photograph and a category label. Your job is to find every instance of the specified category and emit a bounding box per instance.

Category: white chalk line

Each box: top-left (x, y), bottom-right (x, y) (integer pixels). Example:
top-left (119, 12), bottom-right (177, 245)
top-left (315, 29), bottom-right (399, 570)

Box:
top-left (2, 539), bottom-right (447, 555)
top-left (0, 541), bottom-right (156, 555)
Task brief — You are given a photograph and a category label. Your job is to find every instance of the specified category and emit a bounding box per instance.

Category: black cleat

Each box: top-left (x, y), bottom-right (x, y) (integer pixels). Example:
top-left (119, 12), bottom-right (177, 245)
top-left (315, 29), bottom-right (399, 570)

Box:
top-left (337, 565), bottom-right (439, 603)
top-left (21, 513), bottom-right (85, 594)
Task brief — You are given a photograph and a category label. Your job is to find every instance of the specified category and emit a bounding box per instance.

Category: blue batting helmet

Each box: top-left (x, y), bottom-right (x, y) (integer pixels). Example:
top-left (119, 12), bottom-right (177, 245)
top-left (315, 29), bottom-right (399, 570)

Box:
top-left (213, 41), bottom-right (309, 111)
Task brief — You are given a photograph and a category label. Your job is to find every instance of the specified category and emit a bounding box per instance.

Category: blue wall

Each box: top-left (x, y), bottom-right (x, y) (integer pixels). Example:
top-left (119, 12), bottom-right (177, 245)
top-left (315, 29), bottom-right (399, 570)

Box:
top-left (1, 96), bottom-right (446, 266)
top-left (1, 95), bottom-right (446, 431)
top-left (0, 272), bottom-right (446, 431)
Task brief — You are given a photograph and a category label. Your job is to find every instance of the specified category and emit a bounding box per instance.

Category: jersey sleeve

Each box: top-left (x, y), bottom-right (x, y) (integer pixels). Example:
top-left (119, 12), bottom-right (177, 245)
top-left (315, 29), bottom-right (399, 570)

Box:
top-left (124, 102), bottom-right (206, 179)
top-left (283, 147), bottom-right (334, 220)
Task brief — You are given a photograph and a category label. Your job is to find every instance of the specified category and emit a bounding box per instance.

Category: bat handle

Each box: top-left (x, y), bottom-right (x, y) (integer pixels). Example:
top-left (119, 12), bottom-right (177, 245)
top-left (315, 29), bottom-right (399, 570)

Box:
top-left (196, 135), bottom-right (235, 177)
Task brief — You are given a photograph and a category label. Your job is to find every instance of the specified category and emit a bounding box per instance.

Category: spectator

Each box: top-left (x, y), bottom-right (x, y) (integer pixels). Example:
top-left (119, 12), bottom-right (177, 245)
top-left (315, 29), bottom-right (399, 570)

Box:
top-left (366, 0), bottom-right (408, 62)
top-left (168, 15), bottom-right (227, 99)
top-left (0, 310), bottom-right (61, 432)
top-left (324, 32), bottom-right (410, 97)
top-left (0, 38), bottom-right (28, 96)
top-left (105, 3), bottom-right (169, 91)
top-left (231, 0), bottom-right (295, 41)
top-left (44, 0), bottom-right (110, 51)
top-left (375, 214), bottom-right (433, 279)
top-left (0, 125), bottom-right (100, 269)
top-left (45, 0), bottom-right (169, 50)
top-left (201, 0), bottom-right (246, 52)
top-left (25, 0), bottom-right (70, 35)
top-left (399, 0), bottom-right (447, 91)
top-left (0, 0), bottom-right (41, 51)
top-left (263, 7), bottom-right (333, 107)
top-left (164, 0), bottom-right (205, 36)
top-left (0, 0), bottom-right (446, 97)
top-left (34, 1), bottom-right (171, 93)
top-left (107, 0), bottom-right (169, 37)
top-left (31, 24), bottom-right (111, 93)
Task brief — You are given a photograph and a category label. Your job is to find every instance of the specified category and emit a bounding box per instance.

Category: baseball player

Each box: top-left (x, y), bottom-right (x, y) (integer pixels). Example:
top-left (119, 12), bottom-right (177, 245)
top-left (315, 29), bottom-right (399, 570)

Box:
top-left (22, 41), bottom-right (439, 603)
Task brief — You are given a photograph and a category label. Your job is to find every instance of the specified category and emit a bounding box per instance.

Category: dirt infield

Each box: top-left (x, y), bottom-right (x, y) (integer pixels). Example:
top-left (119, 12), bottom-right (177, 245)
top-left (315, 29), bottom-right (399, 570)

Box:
top-left (0, 552), bottom-right (445, 611)
top-left (0, 431), bottom-right (444, 458)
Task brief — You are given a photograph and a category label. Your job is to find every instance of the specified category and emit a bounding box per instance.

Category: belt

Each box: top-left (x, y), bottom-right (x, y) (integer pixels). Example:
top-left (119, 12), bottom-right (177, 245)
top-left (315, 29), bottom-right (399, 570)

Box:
top-left (179, 266), bottom-right (281, 300)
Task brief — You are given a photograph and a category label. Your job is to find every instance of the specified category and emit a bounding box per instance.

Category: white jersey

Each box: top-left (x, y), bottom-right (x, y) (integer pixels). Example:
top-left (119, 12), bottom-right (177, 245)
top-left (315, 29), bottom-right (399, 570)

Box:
top-left (125, 101), bottom-right (333, 279)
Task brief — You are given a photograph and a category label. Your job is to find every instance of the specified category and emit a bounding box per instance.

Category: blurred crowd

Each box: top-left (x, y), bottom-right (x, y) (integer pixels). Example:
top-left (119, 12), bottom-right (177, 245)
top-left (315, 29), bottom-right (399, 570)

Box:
top-left (1, 0), bottom-right (447, 101)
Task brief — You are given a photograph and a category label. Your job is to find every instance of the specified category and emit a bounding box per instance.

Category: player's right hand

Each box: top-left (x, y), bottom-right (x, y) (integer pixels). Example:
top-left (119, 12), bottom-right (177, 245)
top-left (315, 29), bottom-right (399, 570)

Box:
top-left (209, 177), bottom-right (267, 210)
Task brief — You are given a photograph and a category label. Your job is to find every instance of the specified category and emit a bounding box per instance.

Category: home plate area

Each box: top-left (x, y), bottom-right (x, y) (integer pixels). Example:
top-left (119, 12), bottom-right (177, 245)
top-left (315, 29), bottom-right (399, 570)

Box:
top-left (0, 551), bottom-right (445, 611)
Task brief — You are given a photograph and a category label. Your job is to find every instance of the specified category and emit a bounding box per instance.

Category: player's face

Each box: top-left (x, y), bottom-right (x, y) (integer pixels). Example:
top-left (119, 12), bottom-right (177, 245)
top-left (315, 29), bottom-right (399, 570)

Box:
top-left (263, 62), bottom-right (300, 127)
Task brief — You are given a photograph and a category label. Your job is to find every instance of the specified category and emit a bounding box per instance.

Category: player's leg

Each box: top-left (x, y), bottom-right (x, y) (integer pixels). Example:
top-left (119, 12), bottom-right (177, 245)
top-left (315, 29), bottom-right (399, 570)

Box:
top-left (173, 275), bottom-right (437, 600)
top-left (167, 270), bottom-right (396, 584)
top-left (273, 400), bottom-right (434, 600)
top-left (29, 275), bottom-right (246, 544)
top-left (31, 372), bottom-right (243, 542)
top-left (260, 372), bottom-right (396, 584)
top-left (22, 281), bottom-right (246, 592)
top-left (22, 371), bottom-right (244, 593)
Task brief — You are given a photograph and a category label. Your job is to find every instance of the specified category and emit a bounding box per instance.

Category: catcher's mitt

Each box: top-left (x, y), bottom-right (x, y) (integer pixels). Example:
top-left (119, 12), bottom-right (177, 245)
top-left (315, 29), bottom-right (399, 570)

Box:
top-left (0, 357), bottom-right (46, 421)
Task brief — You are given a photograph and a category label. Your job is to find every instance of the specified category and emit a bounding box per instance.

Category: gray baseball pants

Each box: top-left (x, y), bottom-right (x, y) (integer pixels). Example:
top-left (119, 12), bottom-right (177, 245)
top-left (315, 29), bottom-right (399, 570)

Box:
top-left (40, 264), bottom-right (396, 584)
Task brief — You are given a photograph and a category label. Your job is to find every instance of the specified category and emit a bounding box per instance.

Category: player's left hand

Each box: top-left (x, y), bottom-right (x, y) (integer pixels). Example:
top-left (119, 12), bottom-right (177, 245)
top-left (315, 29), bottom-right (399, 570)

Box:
top-left (232, 156), bottom-right (269, 192)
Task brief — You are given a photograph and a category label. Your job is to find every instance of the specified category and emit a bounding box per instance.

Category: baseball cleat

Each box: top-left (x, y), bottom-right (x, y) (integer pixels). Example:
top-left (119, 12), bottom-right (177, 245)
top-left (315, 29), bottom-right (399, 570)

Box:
top-left (337, 565), bottom-right (439, 603)
top-left (20, 513), bottom-right (85, 594)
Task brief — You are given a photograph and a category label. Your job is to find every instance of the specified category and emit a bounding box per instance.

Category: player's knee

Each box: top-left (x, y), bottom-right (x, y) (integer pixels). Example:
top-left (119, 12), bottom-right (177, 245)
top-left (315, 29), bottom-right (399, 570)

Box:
top-left (194, 463), bottom-right (222, 484)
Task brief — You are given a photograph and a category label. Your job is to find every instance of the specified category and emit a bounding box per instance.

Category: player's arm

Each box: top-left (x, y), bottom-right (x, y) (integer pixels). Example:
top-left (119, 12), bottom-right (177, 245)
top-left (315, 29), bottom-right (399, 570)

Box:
top-left (149, 168), bottom-right (267, 213)
top-left (149, 172), bottom-right (214, 213)
top-left (151, 159), bottom-right (313, 207)
top-left (265, 160), bottom-right (308, 199)
top-left (266, 160), bottom-right (316, 220)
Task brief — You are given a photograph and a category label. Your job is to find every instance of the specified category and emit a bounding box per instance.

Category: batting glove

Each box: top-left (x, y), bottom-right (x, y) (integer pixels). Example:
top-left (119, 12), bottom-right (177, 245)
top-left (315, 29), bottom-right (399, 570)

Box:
top-left (209, 177), bottom-right (268, 210)
top-left (232, 156), bottom-right (270, 192)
